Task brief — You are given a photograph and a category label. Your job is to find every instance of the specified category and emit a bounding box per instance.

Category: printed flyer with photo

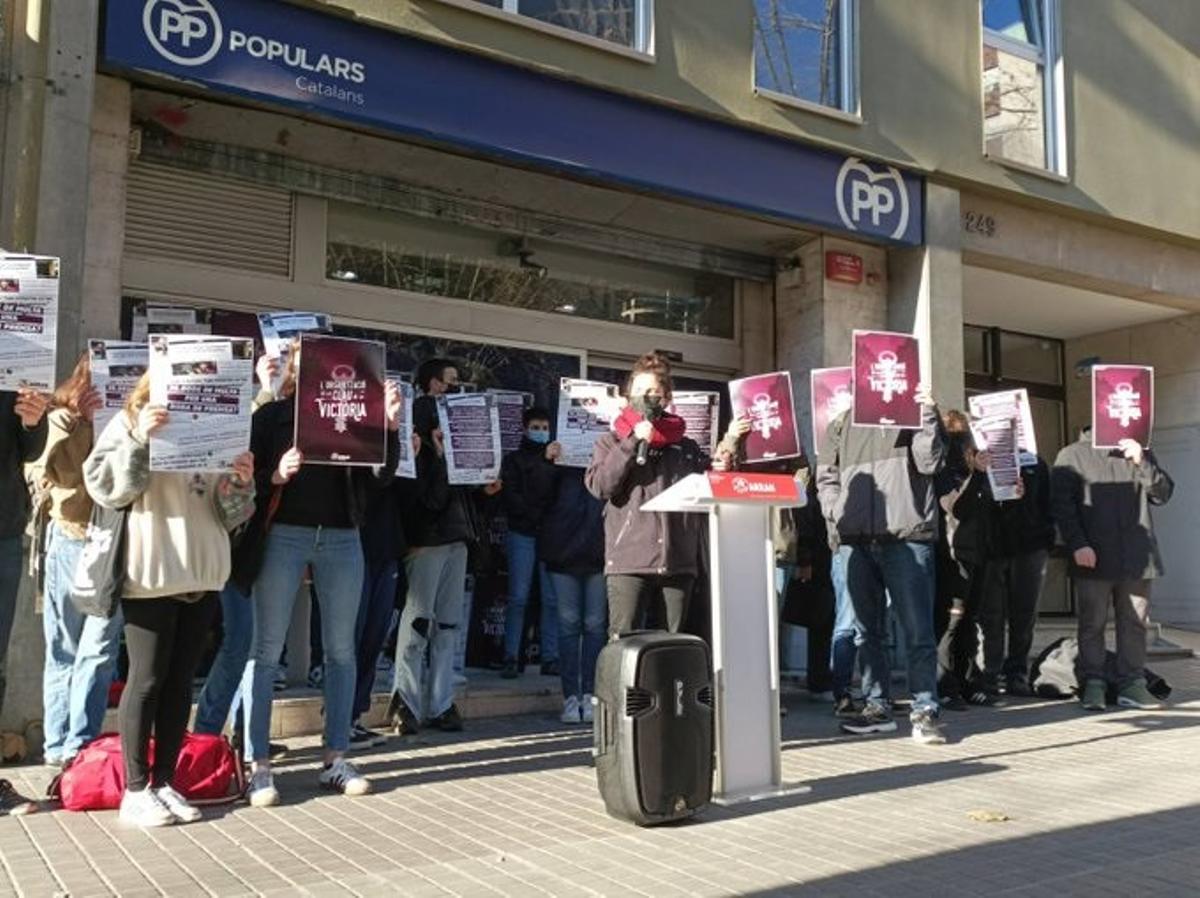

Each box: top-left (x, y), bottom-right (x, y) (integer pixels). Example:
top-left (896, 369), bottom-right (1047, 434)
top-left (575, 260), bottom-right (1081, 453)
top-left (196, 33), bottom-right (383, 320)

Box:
top-left (969, 388), bottom-right (1039, 466)
top-left (1092, 364), bottom-right (1154, 449)
top-left (729, 371), bottom-right (802, 463)
top-left (258, 311), bottom-right (332, 395)
top-left (0, 253), bottom-right (59, 392)
top-left (438, 393), bottom-right (502, 485)
top-left (671, 391), bottom-right (721, 459)
top-left (556, 378), bottom-right (620, 468)
top-left (295, 334), bottom-right (387, 466)
top-left (810, 367), bottom-right (854, 452)
top-left (970, 414), bottom-right (1022, 502)
top-left (852, 330), bottom-right (921, 428)
top-left (148, 335), bottom-right (255, 473)
top-left (388, 373), bottom-right (416, 480)
top-left (131, 304), bottom-right (211, 342)
top-left (490, 390), bottom-right (534, 455)
top-left (89, 339), bottom-right (148, 440)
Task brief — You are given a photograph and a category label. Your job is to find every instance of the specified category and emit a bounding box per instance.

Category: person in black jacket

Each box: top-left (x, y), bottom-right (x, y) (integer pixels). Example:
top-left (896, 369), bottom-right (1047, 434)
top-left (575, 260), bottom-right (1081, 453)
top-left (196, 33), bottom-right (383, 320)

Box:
top-left (540, 467), bottom-right (607, 724)
top-left (0, 387), bottom-right (48, 722)
top-left (498, 407), bottom-right (558, 679)
top-left (586, 352), bottom-right (706, 638)
top-left (1051, 427), bottom-right (1173, 711)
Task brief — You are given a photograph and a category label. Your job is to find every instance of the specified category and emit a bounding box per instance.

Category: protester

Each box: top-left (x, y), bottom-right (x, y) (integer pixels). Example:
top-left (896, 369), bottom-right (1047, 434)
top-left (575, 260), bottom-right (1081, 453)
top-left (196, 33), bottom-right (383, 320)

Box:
top-left (35, 354), bottom-right (122, 767)
top-left (499, 406), bottom-right (558, 679)
top-left (1051, 428), bottom-right (1174, 711)
top-left (828, 546), bottom-right (860, 717)
top-left (241, 358), bottom-right (402, 806)
top-left (84, 374), bottom-right (255, 827)
top-left (0, 386), bottom-right (48, 724)
top-left (816, 383), bottom-right (947, 744)
top-left (539, 465), bottom-right (606, 723)
top-left (390, 358), bottom-right (488, 736)
top-left (586, 352), bottom-right (706, 638)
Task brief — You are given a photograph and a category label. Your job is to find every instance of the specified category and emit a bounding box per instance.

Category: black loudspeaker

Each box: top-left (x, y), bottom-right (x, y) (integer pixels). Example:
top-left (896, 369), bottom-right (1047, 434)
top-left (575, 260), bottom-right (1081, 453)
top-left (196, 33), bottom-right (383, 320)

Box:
top-left (593, 632), bottom-right (714, 826)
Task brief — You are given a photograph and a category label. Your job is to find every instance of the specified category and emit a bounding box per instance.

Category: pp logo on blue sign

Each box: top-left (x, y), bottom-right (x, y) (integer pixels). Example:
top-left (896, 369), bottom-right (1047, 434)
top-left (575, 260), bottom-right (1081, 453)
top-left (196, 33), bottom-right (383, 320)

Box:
top-left (143, 0), bottom-right (224, 67)
top-left (835, 157), bottom-right (911, 241)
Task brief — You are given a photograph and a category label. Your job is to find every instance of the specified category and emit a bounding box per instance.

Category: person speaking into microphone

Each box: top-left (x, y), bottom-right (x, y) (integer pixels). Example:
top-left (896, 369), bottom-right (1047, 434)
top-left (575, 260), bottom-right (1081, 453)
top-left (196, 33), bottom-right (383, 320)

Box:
top-left (586, 352), bottom-right (707, 640)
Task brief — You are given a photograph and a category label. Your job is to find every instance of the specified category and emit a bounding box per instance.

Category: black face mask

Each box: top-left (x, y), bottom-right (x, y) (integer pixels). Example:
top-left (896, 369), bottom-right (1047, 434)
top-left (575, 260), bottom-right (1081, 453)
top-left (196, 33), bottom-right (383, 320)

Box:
top-left (413, 395), bottom-right (439, 436)
top-left (630, 394), bottom-right (666, 419)
top-left (442, 384), bottom-right (463, 395)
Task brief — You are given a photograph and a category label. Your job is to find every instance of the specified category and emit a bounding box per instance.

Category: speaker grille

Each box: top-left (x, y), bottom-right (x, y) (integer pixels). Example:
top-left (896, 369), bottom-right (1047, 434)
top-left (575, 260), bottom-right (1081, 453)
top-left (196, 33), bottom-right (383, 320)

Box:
top-left (625, 686), bottom-right (655, 718)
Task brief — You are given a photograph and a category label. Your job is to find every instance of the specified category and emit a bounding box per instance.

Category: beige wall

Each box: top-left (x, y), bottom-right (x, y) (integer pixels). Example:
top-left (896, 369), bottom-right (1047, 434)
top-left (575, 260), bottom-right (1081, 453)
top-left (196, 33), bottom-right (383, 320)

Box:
top-left (312, 0), bottom-right (1200, 244)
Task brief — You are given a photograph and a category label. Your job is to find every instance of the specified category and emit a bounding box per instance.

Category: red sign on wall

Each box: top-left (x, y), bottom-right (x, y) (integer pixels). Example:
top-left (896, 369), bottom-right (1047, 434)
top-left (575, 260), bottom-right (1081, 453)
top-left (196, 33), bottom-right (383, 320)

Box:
top-left (707, 472), bottom-right (801, 503)
top-left (825, 251), bottom-right (864, 285)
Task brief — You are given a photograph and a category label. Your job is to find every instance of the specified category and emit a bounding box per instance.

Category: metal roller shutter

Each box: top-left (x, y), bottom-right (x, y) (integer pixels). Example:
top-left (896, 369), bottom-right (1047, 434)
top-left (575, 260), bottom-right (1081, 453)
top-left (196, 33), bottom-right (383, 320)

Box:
top-left (124, 162), bottom-right (293, 277)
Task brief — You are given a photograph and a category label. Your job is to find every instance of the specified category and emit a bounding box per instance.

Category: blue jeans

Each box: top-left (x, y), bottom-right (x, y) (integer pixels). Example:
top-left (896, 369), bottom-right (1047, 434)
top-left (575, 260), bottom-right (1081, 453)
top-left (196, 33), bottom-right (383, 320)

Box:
top-left (550, 571), bottom-right (606, 699)
top-left (193, 582), bottom-right (252, 735)
top-left (503, 532), bottom-right (558, 664)
top-left (243, 525), bottom-right (364, 760)
top-left (830, 551), bottom-right (860, 701)
top-left (840, 542), bottom-right (938, 715)
top-left (394, 544), bottom-right (468, 720)
top-left (354, 559), bottom-right (399, 721)
top-left (41, 523), bottom-right (122, 760)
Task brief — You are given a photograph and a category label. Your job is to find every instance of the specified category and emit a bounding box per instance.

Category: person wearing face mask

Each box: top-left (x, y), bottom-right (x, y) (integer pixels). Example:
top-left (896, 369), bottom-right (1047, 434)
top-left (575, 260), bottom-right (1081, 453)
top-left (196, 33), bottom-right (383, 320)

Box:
top-left (586, 352), bottom-right (706, 638)
top-left (498, 407), bottom-right (560, 679)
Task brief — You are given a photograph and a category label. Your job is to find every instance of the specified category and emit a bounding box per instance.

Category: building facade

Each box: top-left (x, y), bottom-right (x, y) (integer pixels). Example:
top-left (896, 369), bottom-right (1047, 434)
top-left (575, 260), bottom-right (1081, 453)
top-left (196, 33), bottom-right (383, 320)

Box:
top-left (1, 0), bottom-right (1199, 723)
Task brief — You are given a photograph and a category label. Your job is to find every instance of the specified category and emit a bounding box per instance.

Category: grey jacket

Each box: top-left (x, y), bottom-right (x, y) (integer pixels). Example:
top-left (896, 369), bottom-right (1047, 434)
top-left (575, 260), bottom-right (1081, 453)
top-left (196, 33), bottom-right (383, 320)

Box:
top-left (1051, 434), bottom-right (1173, 581)
top-left (816, 404), bottom-right (945, 544)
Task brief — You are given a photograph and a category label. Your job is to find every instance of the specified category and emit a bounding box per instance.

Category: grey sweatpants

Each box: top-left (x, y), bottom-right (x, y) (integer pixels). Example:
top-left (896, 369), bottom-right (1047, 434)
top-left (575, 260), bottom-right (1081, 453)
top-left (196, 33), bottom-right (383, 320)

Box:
top-left (1074, 578), bottom-right (1151, 686)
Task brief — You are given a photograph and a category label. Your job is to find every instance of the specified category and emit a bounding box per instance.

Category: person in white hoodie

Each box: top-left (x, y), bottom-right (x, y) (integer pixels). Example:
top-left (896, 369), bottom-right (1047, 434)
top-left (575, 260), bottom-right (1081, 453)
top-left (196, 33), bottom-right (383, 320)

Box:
top-left (84, 374), bottom-right (255, 828)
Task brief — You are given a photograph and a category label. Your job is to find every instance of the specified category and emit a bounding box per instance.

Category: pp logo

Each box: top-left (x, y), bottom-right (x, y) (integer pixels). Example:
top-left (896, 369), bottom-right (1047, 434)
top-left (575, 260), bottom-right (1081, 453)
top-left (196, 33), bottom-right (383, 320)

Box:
top-left (836, 156), bottom-right (910, 240)
top-left (143, 0), bottom-right (223, 67)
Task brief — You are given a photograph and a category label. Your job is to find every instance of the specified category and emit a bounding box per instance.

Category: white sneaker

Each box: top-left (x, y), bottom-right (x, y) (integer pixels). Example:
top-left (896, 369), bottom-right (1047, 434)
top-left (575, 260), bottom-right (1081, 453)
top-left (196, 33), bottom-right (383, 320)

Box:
top-left (581, 694), bottom-right (595, 725)
top-left (247, 767), bottom-right (280, 807)
top-left (119, 788), bottom-right (176, 828)
top-left (561, 695), bottom-right (582, 725)
top-left (910, 711), bottom-right (947, 746)
top-left (156, 784), bottom-right (202, 823)
top-left (319, 758), bottom-right (372, 796)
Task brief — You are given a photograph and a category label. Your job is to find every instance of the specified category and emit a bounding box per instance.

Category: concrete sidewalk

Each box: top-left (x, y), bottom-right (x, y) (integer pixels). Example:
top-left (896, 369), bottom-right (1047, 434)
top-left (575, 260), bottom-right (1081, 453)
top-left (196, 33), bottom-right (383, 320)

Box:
top-left (1, 655), bottom-right (1198, 897)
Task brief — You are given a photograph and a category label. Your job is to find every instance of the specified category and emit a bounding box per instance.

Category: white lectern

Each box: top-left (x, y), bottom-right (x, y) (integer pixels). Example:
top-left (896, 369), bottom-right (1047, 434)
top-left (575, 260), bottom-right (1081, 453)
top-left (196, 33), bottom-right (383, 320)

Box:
top-left (642, 471), bottom-right (808, 805)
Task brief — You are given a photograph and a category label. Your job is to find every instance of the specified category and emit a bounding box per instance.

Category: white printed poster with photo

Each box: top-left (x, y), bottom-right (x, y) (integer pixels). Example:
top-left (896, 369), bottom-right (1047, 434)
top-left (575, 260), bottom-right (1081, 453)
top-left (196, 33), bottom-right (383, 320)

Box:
top-left (438, 393), bottom-right (502, 486)
top-left (969, 414), bottom-right (1022, 502)
top-left (257, 311), bottom-right (331, 395)
top-left (671, 391), bottom-right (721, 459)
top-left (89, 339), bottom-right (148, 440)
top-left (148, 335), bottom-right (255, 472)
top-left (0, 253), bottom-right (59, 391)
top-left (556, 378), bottom-right (621, 468)
top-left (968, 388), bottom-right (1038, 466)
top-left (388, 373), bottom-right (416, 480)
top-left (131, 304), bottom-right (211, 342)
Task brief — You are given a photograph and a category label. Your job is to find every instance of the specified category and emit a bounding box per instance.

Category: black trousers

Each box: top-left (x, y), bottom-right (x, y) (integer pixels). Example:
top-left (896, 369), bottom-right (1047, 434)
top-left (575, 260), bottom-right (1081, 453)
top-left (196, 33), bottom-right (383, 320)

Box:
top-left (119, 593), bottom-right (218, 791)
top-left (936, 565), bottom-right (984, 700)
top-left (606, 574), bottom-right (694, 640)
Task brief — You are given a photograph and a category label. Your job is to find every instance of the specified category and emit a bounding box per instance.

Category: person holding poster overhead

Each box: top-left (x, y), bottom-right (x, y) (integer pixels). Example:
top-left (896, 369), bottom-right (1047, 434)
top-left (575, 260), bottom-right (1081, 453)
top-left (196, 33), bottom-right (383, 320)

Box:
top-left (586, 352), bottom-right (706, 638)
top-left (241, 342), bottom-right (402, 807)
top-left (0, 383), bottom-right (48, 723)
top-left (816, 378), bottom-right (947, 745)
top-left (1051, 417), bottom-right (1173, 712)
top-left (83, 375), bottom-right (256, 827)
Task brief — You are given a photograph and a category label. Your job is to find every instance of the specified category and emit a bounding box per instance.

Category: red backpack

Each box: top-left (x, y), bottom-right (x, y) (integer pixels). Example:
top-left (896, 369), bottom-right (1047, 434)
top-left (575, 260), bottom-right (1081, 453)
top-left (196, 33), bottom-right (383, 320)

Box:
top-left (50, 733), bottom-right (245, 811)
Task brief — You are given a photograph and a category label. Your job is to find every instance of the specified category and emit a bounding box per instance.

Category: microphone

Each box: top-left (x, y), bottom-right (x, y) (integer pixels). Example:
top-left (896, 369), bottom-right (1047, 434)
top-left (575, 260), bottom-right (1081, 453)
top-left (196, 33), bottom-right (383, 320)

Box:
top-left (635, 437), bottom-right (650, 466)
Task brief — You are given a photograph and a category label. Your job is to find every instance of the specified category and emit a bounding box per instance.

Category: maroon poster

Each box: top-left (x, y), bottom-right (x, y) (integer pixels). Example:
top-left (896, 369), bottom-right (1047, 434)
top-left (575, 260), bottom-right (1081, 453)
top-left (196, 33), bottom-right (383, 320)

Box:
top-left (810, 367), bottom-right (854, 451)
top-left (294, 334), bottom-right (387, 466)
top-left (852, 330), bottom-right (921, 428)
top-left (1092, 364), bottom-right (1154, 449)
top-left (729, 371), bottom-right (802, 463)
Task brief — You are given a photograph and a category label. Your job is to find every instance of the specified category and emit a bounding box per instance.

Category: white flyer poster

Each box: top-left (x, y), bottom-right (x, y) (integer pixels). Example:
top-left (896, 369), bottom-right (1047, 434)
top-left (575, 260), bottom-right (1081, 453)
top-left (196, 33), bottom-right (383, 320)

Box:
top-left (131, 304), bottom-right (211, 342)
top-left (671, 391), bottom-right (720, 459)
top-left (257, 311), bottom-right (331, 395)
top-left (0, 253), bottom-right (59, 391)
top-left (148, 335), bottom-right (255, 472)
top-left (490, 390), bottom-right (534, 455)
top-left (970, 414), bottom-right (1022, 502)
top-left (968, 388), bottom-right (1038, 466)
top-left (556, 378), bottom-right (620, 468)
top-left (438, 393), bottom-right (502, 486)
top-left (388, 373), bottom-right (416, 480)
top-left (89, 339), bottom-right (148, 440)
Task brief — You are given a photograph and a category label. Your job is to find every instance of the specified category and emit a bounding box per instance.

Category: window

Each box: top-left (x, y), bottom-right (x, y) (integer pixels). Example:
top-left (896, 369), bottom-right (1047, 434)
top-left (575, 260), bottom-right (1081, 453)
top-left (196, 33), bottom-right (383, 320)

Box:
top-left (753, 0), bottom-right (858, 115)
top-left (456, 0), bottom-right (653, 54)
top-left (981, 0), bottom-right (1066, 173)
top-left (325, 201), bottom-right (736, 338)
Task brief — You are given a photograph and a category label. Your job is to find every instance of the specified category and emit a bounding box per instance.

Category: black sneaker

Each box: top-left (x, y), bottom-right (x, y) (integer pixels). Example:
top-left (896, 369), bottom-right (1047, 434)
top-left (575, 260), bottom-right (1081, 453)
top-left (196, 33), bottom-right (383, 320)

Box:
top-left (941, 695), bottom-right (969, 712)
top-left (430, 704), bottom-right (464, 732)
top-left (269, 742), bottom-right (289, 761)
top-left (388, 692), bottom-right (420, 736)
top-left (967, 688), bottom-right (998, 707)
top-left (500, 658), bottom-right (519, 680)
top-left (348, 723), bottom-right (387, 752)
top-left (540, 660), bottom-right (560, 677)
top-left (833, 696), bottom-right (861, 718)
top-left (0, 780), bottom-right (36, 817)
top-left (840, 704), bottom-right (898, 735)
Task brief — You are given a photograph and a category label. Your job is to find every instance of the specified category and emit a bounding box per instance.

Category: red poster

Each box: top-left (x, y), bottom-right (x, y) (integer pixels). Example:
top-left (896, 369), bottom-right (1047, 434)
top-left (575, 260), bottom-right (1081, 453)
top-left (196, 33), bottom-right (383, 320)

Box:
top-left (810, 367), bottom-right (854, 452)
top-left (294, 334), bottom-right (387, 466)
top-left (852, 330), bottom-right (921, 428)
top-left (729, 371), bottom-right (802, 463)
top-left (1092, 364), bottom-right (1154, 449)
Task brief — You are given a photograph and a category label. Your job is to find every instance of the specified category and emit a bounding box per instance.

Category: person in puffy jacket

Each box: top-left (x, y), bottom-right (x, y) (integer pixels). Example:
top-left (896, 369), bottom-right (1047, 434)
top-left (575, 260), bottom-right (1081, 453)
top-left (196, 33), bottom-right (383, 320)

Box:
top-left (539, 467), bottom-right (606, 724)
top-left (817, 382), bottom-right (946, 745)
top-left (586, 352), bottom-right (706, 639)
top-left (1051, 427), bottom-right (1173, 711)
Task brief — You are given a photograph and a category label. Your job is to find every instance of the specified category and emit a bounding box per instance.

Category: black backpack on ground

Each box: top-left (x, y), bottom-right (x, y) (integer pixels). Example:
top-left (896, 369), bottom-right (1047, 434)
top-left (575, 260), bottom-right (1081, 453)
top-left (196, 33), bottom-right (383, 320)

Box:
top-left (1030, 636), bottom-right (1171, 702)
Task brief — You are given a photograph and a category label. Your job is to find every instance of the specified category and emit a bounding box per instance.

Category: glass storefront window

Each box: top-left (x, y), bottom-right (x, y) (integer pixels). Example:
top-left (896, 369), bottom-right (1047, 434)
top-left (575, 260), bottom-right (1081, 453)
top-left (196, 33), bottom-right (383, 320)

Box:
top-left (754, 0), bottom-right (857, 114)
top-left (325, 201), bottom-right (736, 339)
top-left (998, 331), bottom-right (1062, 385)
top-left (458, 0), bottom-right (649, 52)
top-left (963, 324), bottom-right (992, 375)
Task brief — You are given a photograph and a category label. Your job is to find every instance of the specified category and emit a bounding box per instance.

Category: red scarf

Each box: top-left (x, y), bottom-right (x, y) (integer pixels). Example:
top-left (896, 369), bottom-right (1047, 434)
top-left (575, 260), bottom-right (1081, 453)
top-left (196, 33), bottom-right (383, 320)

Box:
top-left (614, 406), bottom-right (687, 448)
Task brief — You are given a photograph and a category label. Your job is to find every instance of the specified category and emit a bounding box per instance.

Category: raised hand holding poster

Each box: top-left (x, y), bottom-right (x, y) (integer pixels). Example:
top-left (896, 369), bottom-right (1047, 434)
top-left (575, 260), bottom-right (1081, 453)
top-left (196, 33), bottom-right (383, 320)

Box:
top-left (1092, 364), bottom-right (1153, 449)
top-left (852, 330), bottom-right (921, 428)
